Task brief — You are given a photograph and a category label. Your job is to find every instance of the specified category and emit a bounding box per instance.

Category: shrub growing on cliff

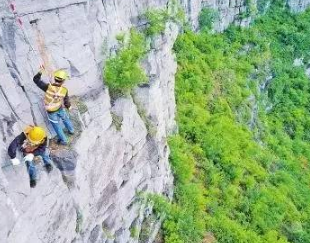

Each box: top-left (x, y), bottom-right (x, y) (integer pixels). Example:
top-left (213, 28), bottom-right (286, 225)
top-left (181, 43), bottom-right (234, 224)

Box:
top-left (144, 1), bottom-right (185, 37)
top-left (144, 9), bottom-right (169, 36)
top-left (104, 29), bottom-right (147, 95)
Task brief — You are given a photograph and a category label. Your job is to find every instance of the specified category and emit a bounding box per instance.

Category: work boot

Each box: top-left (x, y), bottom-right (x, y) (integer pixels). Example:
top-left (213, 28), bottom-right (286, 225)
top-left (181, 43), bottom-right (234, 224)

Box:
top-left (45, 163), bottom-right (53, 173)
top-left (30, 179), bottom-right (36, 188)
top-left (57, 139), bottom-right (68, 146)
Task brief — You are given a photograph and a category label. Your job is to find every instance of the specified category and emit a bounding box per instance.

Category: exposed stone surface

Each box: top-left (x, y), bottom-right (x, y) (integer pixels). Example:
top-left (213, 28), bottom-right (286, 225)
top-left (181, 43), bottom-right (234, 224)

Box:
top-left (181, 0), bottom-right (257, 32)
top-left (0, 0), bottom-right (177, 242)
top-left (182, 0), bottom-right (310, 32)
top-left (288, 0), bottom-right (310, 12)
top-left (0, 0), bottom-right (308, 242)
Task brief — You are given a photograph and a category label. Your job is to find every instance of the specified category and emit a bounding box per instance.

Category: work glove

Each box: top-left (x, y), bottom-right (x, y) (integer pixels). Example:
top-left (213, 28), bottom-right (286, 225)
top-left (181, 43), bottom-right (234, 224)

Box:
top-left (10, 158), bottom-right (21, 166)
top-left (23, 153), bottom-right (34, 162)
top-left (38, 64), bottom-right (45, 74)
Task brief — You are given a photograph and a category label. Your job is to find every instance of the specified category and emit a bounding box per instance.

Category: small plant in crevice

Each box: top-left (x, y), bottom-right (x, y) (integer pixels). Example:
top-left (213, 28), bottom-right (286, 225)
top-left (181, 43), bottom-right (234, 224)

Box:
top-left (102, 225), bottom-right (115, 240)
top-left (143, 0), bottom-right (185, 37)
top-left (72, 97), bottom-right (88, 115)
top-left (111, 112), bottom-right (123, 131)
top-left (144, 9), bottom-right (170, 37)
top-left (130, 225), bottom-right (139, 239)
top-left (103, 28), bottom-right (148, 96)
top-left (139, 214), bottom-right (158, 242)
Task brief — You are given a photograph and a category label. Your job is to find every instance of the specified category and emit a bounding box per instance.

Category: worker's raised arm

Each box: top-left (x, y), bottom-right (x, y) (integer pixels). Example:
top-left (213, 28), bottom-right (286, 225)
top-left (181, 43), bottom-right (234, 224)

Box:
top-left (8, 132), bottom-right (26, 159)
top-left (33, 72), bottom-right (48, 92)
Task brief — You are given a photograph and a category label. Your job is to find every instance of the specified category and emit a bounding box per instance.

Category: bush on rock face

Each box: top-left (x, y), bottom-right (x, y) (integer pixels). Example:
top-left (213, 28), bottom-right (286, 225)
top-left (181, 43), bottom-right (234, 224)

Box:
top-left (104, 2), bottom-right (185, 97)
top-left (104, 29), bottom-right (147, 96)
top-left (144, 9), bottom-right (170, 36)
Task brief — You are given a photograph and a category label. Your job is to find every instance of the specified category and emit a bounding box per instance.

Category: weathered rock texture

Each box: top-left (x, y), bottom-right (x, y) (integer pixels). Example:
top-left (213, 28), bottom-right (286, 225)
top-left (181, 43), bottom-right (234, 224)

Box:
top-left (181, 0), bottom-right (256, 31)
top-left (0, 1), bottom-right (176, 242)
top-left (288, 0), bottom-right (310, 12)
top-left (0, 0), bottom-right (308, 243)
top-left (183, 0), bottom-right (310, 32)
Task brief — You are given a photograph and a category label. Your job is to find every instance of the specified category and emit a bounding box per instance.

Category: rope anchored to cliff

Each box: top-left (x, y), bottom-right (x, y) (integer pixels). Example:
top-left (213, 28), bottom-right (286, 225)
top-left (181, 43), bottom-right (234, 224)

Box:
top-left (6, 1), bottom-right (55, 82)
top-left (30, 18), bottom-right (57, 81)
top-left (6, 2), bottom-right (42, 66)
top-left (2, 2), bottom-right (83, 191)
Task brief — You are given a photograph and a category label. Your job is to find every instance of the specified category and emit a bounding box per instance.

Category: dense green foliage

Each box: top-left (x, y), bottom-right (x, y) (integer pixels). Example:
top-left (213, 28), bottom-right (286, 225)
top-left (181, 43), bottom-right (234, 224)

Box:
top-left (198, 8), bottom-right (218, 31)
top-left (157, 2), bottom-right (310, 243)
top-left (103, 29), bottom-right (147, 95)
top-left (144, 9), bottom-right (170, 36)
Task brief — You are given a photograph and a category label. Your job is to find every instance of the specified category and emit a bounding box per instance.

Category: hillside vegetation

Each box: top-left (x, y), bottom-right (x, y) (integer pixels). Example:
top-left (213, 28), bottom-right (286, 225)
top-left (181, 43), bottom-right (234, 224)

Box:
top-left (154, 1), bottom-right (310, 242)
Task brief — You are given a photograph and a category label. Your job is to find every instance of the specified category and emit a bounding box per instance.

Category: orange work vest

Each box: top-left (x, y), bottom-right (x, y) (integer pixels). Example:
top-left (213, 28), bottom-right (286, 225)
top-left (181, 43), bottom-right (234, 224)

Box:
top-left (44, 84), bottom-right (67, 112)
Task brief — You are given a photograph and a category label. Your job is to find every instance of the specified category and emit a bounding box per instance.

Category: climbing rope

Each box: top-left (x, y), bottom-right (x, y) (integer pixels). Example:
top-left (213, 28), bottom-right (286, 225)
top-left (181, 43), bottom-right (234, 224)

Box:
top-left (4, 1), bottom-right (58, 133)
top-left (6, 1), bottom-right (56, 83)
top-left (31, 20), bottom-right (56, 81)
top-left (6, 1), bottom-right (42, 69)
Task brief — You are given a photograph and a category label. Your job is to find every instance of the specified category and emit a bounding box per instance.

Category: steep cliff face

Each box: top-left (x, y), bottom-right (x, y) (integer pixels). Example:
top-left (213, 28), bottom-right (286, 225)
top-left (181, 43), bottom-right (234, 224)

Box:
top-left (181, 0), bottom-right (256, 31)
top-left (0, 1), bottom-right (176, 242)
top-left (0, 0), bottom-right (308, 243)
top-left (288, 0), bottom-right (310, 12)
top-left (183, 0), bottom-right (310, 32)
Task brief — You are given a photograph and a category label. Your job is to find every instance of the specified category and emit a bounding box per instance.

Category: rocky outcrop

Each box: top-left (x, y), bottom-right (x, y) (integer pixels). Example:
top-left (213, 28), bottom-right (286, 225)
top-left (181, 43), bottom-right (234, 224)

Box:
top-left (0, 0), bottom-right (176, 242)
top-left (0, 0), bottom-right (309, 242)
top-left (182, 0), bottom-right (310, 32)
top-left (288, 0), bottom-right (310, 12)
top-left (181, 0), bottom-right (256, 32)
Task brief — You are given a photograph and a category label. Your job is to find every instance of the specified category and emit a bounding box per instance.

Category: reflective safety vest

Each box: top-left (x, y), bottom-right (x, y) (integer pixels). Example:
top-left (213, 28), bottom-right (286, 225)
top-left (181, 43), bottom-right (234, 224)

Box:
top-left (44, 84), bottom-right (67, 112)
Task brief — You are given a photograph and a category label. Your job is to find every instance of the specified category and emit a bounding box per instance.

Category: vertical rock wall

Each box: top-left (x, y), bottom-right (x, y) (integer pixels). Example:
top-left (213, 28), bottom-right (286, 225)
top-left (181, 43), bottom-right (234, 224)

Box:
top-left (181, 0), bottom-right (256, 31)
top-left (0, 0), bottom-right (308, 242)
top-left (0, 0), bottom-right (176, 242)
top-left (287, 0), bottom-right (310, 12)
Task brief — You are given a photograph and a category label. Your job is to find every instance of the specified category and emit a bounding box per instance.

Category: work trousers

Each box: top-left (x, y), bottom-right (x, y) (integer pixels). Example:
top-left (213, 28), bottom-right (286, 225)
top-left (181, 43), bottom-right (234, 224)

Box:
top-left (25, 149), bottom-right (52, 180)
top-left (47, 107), bottom-right (74, 145)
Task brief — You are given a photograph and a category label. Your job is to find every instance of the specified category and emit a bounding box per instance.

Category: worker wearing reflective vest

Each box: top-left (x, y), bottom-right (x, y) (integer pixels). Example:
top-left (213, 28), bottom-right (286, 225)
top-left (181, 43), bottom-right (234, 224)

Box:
top-left (33, 69), bottom-right (74, 145)
top-left (8, 126), bottom-right (53, 188)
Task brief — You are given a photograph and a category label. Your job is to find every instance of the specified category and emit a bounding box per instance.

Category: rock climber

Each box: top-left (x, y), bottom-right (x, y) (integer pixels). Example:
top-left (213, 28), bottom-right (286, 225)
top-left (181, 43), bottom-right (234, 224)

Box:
top-left (33, 69), bottom-right (74, 145)
top-left (8, 126), bottom-right (53, 188)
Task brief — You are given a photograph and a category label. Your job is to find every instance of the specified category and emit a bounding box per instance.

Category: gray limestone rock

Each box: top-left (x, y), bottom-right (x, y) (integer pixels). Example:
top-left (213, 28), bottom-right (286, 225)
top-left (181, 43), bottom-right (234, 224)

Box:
top-left (0, 0), bottom-right (175, 241)
top-left (288, 0), bottom-right (310, 12)
top-left (0, 0), bottom-right (308, 242)
top-left (181, 0), bottom-right (256, 32)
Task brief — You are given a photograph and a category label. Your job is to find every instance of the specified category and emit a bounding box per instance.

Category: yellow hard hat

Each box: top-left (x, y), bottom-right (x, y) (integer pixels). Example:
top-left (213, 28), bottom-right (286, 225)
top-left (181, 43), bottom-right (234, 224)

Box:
top-left (54, 70), bottom-right (69, 81)
top-left (27, 126), bottom-right (46, 145)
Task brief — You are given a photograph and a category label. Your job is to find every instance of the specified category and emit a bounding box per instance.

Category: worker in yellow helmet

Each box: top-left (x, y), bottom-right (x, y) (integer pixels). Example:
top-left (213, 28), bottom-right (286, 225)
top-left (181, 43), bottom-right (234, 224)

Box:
top-left (33, 69), bottom-right (74, 145)
top-left (8, 126), bottom-right (53, 188)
